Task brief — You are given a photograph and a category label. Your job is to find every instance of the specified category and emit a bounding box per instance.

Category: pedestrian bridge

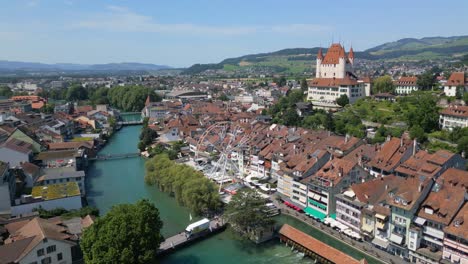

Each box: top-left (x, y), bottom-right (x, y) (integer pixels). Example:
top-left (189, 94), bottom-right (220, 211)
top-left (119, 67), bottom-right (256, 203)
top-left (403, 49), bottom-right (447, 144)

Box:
top-left (89, 153), bottom-right (141, 161)
top-left (117, 120), bottom-right (143, 125)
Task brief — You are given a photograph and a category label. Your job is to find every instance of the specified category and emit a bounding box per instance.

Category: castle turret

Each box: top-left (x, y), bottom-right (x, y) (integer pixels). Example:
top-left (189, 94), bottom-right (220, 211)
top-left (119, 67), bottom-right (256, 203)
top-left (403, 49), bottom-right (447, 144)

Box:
top-left (316, 48), bottom-right (323, 77)
top-left (348, 46), bottom-right (354, 65)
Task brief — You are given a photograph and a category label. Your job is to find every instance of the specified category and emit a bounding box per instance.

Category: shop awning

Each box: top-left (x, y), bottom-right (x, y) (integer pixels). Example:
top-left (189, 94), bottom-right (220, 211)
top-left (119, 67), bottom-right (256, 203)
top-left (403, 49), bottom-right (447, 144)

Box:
top-left (304, 207), bottom-right (326, 221)
top-left (372, 237), bottom-right (389, 249)
top-left (389, 233), bottom-right (404, 245)
top-left (329, 213), bottom-right (336, 220)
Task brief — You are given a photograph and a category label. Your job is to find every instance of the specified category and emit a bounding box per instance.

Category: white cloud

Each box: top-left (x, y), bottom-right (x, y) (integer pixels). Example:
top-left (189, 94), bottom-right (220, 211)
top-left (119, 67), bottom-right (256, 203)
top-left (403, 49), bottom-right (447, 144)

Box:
top-left (73, 5), bottom-right (329, 36)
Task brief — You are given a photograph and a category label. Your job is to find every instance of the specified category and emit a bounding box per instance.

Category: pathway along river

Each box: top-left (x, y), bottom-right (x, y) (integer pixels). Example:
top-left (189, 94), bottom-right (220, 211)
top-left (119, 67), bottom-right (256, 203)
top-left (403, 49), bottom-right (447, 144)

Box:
top-left (86, 125), bottom-right (381, 264)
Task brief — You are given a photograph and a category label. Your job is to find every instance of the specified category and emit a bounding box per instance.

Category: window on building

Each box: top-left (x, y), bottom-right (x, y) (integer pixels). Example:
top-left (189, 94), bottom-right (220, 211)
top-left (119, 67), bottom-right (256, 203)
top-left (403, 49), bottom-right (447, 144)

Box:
top-left (41, 257), bottom-right (52, 264)
top-left (37, 248), bottom-right (45, 257)
top-left (57, 253), bottom-right (63, 261)
top-left (46, 245), bottom-right (56, 253)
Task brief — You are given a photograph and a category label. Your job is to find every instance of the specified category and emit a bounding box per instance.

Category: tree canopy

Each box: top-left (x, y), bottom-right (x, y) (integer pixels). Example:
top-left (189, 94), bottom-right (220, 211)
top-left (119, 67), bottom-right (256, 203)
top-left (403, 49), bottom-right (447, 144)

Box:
top-left (225, 189), bottom-right (275, 240)
top-left (80, 199), bottom-right (163, 264)
top-left (0, 86), bottom-right (13, 97)
top-left (108, 85), bottom-right (161, 112)
top-left (66, 84), bottom-right (88, 101)
top-left (417, 70), bottom-right (436, 90)
top-left (336, 94), bottom-right (349, 107)
top-left (372, 75), bottom-right (395, 94)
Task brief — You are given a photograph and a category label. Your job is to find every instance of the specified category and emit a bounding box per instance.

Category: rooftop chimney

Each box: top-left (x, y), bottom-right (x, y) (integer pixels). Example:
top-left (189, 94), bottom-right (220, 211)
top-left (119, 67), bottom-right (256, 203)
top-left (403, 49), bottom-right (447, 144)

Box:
top-left (418, 183), bottom-right (423, 192)
top-left (413, 139), bottom-right (417, 156)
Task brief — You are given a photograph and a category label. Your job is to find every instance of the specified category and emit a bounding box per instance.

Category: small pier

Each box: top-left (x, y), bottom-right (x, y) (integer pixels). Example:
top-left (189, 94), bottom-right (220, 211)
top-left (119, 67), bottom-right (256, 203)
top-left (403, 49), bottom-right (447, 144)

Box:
top-left (157, 219), bottom-right (226, 256)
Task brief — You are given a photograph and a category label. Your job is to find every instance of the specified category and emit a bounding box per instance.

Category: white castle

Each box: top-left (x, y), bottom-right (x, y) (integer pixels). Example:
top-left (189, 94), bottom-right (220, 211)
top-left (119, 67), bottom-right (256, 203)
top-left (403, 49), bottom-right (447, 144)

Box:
top-left (307, 43), bottom-right (368, 110)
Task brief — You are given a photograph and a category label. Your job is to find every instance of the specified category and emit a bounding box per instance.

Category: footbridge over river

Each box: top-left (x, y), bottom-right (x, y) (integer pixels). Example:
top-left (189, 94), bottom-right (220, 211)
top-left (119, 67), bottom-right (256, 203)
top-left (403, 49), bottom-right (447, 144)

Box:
top-left (118, 112), bottom-right (143, 126)
top-left (89, 152), bottom-right (141, 161)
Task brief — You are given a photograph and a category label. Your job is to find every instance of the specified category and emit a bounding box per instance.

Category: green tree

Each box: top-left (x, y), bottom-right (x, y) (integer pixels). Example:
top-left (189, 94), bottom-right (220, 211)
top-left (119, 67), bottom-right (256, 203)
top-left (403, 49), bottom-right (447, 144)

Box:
top-left (410, 125), bottom-right (427, 142)
top-left (373, 75), bottom-right (395, 94)
top-left (457, 136), bottom-right (468, 156)
top-left (0, 86), bottom-right (13, 97)
top-left (300, 78), bottom-right (308, 92)
top-left (145, 154), bottom-right (221, 215)
top-left (455, 85), bottom-right (464, 99)
top-left (90, 87), bottom-right (110, 105)
top-left (40, 103), bottom-right (55, 114)
top-left (80, 199), bottom-right (163, 264)
top-left (417, 71), bottom-right (436, 90)
top-left (283, 108), bottom-right (300, 126)
top-left (463, 92), bottom-right (468, 104)
top-left (66, 84), bottom-right (88, 101)
top-left (405, 94), bottom-right (439, 133)
top-left (108, 85), bottom-right (161, 112)
top-left (336, 94), bottom-right (349, 107)
top-left (225, 189), bottom-right (275, 240)
top-left (218, 93), bottom-right (229, 101)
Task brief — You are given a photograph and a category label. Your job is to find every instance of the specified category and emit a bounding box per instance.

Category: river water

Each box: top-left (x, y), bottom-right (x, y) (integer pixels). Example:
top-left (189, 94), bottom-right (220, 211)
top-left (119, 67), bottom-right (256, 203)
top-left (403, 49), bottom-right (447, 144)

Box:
top-left (86, 125), bottom-right (380, 264)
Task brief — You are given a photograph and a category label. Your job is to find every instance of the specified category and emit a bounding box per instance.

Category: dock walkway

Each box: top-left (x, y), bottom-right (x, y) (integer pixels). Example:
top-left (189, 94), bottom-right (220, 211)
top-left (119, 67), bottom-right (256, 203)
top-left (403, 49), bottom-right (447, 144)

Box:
top-left (157, 219), bottom-right (226, 255)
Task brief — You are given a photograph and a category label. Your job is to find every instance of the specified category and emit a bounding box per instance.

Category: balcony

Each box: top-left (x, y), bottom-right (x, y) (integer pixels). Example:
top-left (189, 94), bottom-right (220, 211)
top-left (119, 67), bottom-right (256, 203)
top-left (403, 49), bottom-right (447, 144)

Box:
top-left (389, 232), bottom-right (405, 245)
top-left (424, 226), bottom-right (444, 240)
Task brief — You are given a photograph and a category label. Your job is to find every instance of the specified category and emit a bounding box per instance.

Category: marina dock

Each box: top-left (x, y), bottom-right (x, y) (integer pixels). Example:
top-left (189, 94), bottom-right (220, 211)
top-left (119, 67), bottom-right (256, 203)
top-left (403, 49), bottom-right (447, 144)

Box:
top-left (157, 219), bottom-right (226, 256)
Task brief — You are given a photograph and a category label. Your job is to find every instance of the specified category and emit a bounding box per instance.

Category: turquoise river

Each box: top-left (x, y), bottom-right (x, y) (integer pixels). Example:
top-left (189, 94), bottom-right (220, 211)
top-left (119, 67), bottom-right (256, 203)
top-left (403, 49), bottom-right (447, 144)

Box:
top-left (86, 125), bottom-right (381, 264)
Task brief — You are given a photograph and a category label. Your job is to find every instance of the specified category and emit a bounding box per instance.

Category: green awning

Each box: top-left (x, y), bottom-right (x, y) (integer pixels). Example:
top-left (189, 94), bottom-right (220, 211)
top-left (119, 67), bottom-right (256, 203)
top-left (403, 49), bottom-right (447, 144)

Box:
top-left (304, 207), bottom-right (326, 221)
top-left (330, 213), bottom-right (336, 220)
top-left (308, 199), bottom-right (327, 210)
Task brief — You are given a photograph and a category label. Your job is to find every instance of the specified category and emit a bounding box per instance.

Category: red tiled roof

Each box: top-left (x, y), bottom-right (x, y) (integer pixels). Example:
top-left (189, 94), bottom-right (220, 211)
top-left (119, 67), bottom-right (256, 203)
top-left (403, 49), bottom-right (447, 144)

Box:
top-left (309, 76), bottom-right (358, 87)
top-left (446, 72), bottom-right (466, 86)
top-left (444, 202), bottom-right (468, 240)
top-left (440, 105), bottom-right (468, 118)
top-left (321, 43), bottom-right (346, 65)
top-left (279, 224), bottom-right (365, 264)
top-left (395, 76), bottom-right (418, 86)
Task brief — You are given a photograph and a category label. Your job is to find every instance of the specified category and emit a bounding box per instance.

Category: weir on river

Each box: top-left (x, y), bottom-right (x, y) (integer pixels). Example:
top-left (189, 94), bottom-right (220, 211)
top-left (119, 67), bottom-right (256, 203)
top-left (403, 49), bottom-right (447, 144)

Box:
top-left (86, 125), bottom-right (381, 264)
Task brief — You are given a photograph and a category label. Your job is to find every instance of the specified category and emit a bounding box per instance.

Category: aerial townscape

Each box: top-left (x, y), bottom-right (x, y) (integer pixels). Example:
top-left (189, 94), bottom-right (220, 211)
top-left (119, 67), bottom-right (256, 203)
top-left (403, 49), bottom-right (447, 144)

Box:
top-left (1, 1), bottom-right (468, 264)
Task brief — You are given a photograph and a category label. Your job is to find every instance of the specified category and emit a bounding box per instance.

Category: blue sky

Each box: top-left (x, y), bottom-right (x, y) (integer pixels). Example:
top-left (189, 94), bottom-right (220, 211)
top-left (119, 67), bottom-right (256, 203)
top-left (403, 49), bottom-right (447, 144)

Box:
top-left (1, 0), bottom-right (467, 67)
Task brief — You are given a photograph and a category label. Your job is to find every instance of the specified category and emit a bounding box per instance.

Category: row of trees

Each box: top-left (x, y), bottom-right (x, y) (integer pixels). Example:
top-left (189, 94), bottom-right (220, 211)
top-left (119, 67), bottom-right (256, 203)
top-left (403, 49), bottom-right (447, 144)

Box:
top-left (38, 84), bottom-right (161, 112)
top-left (145, 154), bottom-right (222, 215)
top-left (108, 85), bottom-right (160, 112)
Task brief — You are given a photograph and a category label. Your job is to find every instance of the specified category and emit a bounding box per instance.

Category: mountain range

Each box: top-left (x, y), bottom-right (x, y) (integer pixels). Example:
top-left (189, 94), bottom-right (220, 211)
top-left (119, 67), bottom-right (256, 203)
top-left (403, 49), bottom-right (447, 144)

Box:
top-left (0, 61), bottom-right (171, 73)
top-left (183, 35), bottom-right (468, 75)
top-left (2, 35), bottom-right (468, 75)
